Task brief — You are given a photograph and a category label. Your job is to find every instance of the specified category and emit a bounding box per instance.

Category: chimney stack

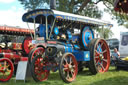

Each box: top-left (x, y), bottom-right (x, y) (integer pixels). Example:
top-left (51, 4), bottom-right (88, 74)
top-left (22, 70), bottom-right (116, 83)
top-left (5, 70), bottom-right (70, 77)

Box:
top-left (50, 0), bottom-right (56, 10)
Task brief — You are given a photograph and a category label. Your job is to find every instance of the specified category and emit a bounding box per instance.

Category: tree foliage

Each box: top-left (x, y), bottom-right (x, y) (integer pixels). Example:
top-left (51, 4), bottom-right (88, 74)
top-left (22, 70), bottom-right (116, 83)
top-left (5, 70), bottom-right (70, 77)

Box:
top-left (18, 0), bottom-right (49, 10)
top-left (96, 27), bottom-right (114, 39)
top-left (18, 0), bottom-right (102, 18)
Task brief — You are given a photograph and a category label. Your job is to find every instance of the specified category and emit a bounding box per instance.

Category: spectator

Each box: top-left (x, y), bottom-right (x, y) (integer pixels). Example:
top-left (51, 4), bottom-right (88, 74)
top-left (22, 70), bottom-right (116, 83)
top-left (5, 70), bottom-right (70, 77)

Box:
top-left (111, 48), bottom-right (120, 66)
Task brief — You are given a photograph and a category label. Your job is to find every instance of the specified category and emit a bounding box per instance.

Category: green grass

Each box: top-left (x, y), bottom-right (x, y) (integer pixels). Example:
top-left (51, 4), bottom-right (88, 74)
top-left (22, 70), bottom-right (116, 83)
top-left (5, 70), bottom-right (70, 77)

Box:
top-left (0, 66), bottom-right (128, 85)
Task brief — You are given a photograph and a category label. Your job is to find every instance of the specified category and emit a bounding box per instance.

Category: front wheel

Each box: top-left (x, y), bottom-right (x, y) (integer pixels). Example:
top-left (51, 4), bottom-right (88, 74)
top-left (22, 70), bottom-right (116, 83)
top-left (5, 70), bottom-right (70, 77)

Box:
top-left (28, 47), bottom-right (45, 64)
top-left (88, 39), bottom-right (110, 74)
top-left (59, 53), bottom-right (78, 83)
top-left (0, 58), bottom-right (14, 82)
top-left (31, 53), bottom-right (50, 82)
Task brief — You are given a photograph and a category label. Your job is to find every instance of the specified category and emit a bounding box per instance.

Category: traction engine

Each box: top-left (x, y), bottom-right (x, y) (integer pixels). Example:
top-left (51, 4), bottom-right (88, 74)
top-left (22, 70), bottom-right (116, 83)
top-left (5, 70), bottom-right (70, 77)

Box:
top-left (22, 8), bottom-right (113, 83)
top-left (0, 26), bottom-right (33, 82)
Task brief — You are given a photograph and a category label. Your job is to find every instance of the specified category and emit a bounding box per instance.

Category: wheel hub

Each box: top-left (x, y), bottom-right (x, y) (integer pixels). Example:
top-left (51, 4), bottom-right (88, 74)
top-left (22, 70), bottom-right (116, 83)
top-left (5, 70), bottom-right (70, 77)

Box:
top-left (99, 54), bottom-right (104, 60)
top-left (66, 64), bottom-right (73, 71)
top-left (68, 64), bottom-right (72, 70)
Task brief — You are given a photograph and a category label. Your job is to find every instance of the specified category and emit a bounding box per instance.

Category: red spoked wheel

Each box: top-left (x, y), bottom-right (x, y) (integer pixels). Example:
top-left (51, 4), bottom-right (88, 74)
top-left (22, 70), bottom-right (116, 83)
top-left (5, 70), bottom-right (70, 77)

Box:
top-left (22, 37), bottom-right (32, 54)
top-left (31, 51), bottom-right (49, 82)
top-left (0, 58), bottom-right (14, 82)
top-left (88, 39), bottom-right (110, 74)
top-left (59, 53), bottom-right (78, 83)
top-left (28, 47), bottom-right (45, 64)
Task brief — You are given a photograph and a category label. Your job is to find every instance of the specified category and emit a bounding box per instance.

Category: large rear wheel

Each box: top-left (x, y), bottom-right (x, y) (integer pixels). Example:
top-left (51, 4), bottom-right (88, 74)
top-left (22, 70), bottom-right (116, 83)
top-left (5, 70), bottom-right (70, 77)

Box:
top-left (59, 53), bottom-right (78, 83)
top-left (0, 58), bottom-right (14, 82)
top-left (88, 39), bottom-right (110, 74)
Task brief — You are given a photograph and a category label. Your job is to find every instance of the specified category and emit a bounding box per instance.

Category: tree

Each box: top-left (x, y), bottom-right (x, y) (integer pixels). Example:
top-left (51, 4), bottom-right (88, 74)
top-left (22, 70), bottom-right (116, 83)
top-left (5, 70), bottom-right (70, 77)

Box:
top-left (96, 27), bottom-right (114, 39)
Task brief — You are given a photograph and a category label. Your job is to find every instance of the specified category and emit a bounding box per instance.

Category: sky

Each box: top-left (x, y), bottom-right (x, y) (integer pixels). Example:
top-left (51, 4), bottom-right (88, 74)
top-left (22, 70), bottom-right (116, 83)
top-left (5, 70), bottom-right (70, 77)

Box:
top-left (0, 0), bottom-right (128, 40)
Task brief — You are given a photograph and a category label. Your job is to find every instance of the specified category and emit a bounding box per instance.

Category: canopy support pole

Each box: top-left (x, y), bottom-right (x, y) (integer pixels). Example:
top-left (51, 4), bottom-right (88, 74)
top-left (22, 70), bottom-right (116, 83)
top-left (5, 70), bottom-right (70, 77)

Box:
top-left (33, 19), bottom-right (36, 39)
top-left (27, 22), bottom-right (34, 39)
top-left (46, 17), bottom-right (48, 40)
top-left (49, 18), bottom-right (56, 39)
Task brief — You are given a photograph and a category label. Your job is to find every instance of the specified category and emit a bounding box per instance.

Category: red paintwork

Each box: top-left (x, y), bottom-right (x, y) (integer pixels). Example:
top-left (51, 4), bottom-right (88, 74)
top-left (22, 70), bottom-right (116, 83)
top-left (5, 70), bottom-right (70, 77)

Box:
top-left (47, 41), bottom-right (57, 44)
top-left (22, 37), bottom-right (32, 54)
top-left (0, 26), bottom-right (34, 82)
top-left (21, 57), bottom-right (28, 61)
top-left (12, 43), bottom-right (22, 50)
top-left (0, 26), bottom-right (34, 35)
top-left (114, 0), bottom-right (128, 13)
top-left (4, 53), bottom-right (21, 59)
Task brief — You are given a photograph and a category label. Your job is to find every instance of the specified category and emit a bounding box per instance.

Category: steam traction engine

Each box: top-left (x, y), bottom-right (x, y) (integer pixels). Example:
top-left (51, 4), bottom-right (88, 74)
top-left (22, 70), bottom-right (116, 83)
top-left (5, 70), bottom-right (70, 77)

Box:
top-left (0, 26), bottom-right (34, 82)
top-left (22, 9), bottom-right (113, 83)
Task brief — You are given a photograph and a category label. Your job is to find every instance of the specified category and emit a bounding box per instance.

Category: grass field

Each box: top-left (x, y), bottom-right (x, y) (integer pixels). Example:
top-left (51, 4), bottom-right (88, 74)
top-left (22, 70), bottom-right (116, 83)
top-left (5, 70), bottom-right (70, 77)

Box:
top-left (0, 66), bottom-right (128, 85)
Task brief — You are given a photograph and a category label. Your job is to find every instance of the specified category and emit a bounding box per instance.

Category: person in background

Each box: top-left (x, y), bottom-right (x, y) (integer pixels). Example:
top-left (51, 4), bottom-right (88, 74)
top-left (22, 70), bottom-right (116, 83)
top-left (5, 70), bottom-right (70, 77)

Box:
top-left (111, 48), bottom-right (120, 66)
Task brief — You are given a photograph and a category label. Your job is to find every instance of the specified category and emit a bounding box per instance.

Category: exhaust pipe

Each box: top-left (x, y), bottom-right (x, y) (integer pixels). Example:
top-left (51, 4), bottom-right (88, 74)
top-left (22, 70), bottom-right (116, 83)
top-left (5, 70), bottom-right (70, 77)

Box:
top-left (50, 0), bottom-right (56, 10)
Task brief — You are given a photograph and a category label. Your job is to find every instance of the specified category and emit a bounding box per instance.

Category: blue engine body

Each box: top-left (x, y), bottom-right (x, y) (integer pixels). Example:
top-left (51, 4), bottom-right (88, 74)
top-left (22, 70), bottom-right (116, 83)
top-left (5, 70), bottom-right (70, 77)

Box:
top-left (64, 43), bottom-right (90, 61)
top-left (73, 51), bottom-right (90, 61)
top-left (35, 24), bottom-right (92, 62)
top-left (36, 24), bottom-right (51, 40)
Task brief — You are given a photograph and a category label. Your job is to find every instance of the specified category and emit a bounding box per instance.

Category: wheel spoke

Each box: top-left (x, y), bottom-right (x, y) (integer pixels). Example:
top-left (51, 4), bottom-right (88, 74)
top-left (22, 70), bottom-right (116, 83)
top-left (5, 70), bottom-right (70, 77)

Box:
top-left (95, 62), bottom-right (100, 70)
top-left (70, 70), bottom-right (74, 77)
top-left (72, 65), bottom-right (75, 68)
top-left (102, 59), bottom-right (107, 62)
top-left (95, 56), bottom-right (99, 59)
top-left (6, 65), bottom-right (10, 68)
top-left (4, 61), bottom-right (7, 69)
top-left (70, 57), bottom-right (72, 64)
top-left (64, 68), bottom-right (68, 71)
top-left (66, 71), bottom-right (70, 79)
top-left (100, 43), bottom-right (104, 48)
top-left (95, 50), bottom-right (100, 56)
top-left (101, 49), bottom-right (107, 54)
top-left (100, 63), bottom-right (105, 71)
top-left (7, 68), bottom-right (11, 72)
top-left (97, 44), bottom-right (101, 52)
top-left (96, 61), bottom-right (99, 66)
top-left (64, 58), bottom-right (68, 64)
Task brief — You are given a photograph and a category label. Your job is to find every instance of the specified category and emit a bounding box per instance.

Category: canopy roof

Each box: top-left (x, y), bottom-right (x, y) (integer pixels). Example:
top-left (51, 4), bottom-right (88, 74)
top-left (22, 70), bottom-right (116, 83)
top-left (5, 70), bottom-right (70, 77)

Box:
top-left (22, 9), bottom-right (113, 27)
top-left (0, 26), bottom-right (34, 35)
top-left (114, 0), bottom-right (128, 13)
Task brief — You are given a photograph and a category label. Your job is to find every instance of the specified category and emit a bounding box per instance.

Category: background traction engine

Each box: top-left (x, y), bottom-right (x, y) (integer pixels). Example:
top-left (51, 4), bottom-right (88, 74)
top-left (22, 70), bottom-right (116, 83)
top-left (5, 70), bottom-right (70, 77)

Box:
top-left (22, 9), bottom-right (112, 83)
top-left (0, 26), bottom-right (33, 82)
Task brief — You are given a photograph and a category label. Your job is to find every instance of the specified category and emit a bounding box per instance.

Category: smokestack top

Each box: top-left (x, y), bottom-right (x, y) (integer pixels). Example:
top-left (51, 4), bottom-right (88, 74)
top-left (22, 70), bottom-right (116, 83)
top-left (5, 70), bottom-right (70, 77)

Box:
top-left (50, 0), bottom-right (56, 10)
